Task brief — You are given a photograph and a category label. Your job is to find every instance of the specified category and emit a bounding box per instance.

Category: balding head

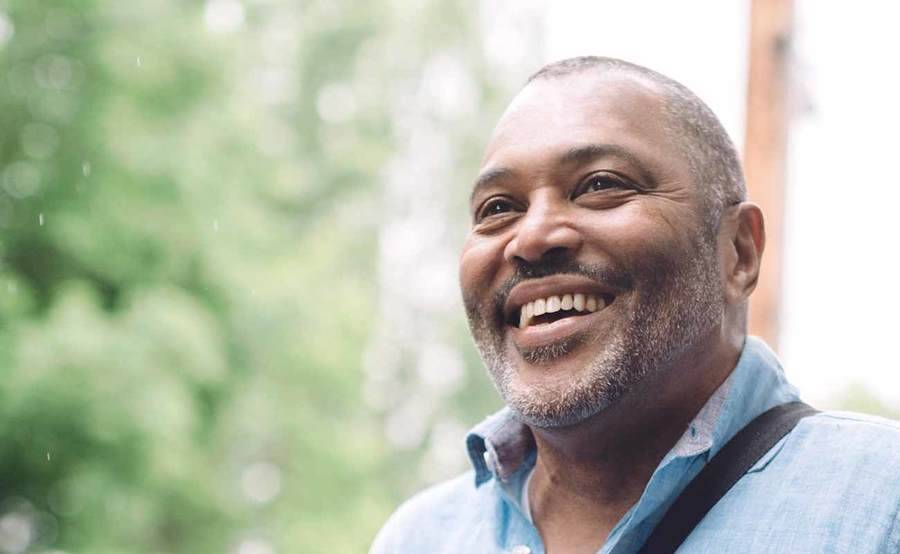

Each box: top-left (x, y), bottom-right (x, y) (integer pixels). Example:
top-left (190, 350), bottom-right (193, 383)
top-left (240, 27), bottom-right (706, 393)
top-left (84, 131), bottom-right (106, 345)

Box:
top-left (527, 56), bottom-right (746, 237)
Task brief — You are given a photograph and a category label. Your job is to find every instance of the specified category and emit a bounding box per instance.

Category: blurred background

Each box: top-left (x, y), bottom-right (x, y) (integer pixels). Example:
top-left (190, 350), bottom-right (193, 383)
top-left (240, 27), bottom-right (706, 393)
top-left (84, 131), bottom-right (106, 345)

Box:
top-left (0, 0), bottom-right (896, 552)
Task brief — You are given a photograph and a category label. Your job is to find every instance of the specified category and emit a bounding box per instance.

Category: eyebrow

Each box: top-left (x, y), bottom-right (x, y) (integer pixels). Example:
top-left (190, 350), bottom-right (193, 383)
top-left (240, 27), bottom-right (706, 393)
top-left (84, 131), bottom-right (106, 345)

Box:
top-left (469, 142), bottom-right (655, 205)
top-left (469, 167), bottom-right (515, 204)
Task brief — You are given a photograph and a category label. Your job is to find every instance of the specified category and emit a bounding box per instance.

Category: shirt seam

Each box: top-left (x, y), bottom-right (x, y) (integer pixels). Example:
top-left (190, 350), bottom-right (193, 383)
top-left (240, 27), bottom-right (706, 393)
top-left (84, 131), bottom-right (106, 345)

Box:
top-left (811, 412), bottom-right (900, 432)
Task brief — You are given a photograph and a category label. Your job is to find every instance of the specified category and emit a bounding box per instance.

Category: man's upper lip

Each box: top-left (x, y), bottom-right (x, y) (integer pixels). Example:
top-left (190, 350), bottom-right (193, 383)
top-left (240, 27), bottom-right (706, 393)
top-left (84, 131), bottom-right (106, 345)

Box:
top-left (503, 274), bottom-right (618, 321)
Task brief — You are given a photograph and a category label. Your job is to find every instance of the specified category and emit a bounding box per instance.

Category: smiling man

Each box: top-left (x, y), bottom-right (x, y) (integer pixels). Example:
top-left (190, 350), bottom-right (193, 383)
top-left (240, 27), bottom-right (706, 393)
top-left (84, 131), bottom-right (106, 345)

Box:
top-left (371, 57), bottom-right (900, 553)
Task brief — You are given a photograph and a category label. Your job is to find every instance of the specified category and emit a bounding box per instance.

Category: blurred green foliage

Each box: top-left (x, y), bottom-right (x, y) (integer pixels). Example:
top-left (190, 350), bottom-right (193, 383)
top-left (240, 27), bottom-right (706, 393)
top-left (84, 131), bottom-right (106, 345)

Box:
top-left (5, 2), bottom-right (890, 553)
top-left (0, 0), bottom-right (514, 552)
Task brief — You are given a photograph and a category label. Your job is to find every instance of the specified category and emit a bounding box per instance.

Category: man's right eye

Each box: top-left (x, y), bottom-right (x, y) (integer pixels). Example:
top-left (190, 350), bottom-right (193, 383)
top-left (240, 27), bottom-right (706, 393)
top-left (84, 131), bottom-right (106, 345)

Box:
top-left (476, 198), bottom-right (516, 222)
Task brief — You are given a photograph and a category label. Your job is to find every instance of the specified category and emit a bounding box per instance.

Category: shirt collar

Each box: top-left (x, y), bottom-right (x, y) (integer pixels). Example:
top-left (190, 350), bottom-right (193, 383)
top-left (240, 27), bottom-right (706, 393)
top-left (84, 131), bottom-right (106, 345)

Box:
top-left (465, 336), bottom-right (801, 486)
top-left (466, 406), bottom-right (534, 486)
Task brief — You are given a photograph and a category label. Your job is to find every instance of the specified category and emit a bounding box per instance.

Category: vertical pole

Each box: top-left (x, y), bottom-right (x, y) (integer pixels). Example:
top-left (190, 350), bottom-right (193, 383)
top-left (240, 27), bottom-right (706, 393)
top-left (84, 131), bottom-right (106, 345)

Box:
top-left (744, 0), bottom-right (793, 350)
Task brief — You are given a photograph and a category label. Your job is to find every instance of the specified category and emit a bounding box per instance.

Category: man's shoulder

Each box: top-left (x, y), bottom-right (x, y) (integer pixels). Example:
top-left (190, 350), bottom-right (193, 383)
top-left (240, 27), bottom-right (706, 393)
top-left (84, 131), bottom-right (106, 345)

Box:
top-left (734, 408), bottom-right (900, 511)
top-left (379, 471), bottom-right (481, 527)
top-left (370, 470), bottom-right (497, 554)
top-left (813, 408), bottom-right (900, 428)
top-left (789, 409), bottom-right (900, 464)
top-left (688, 409), bottom-right (900, 552)
top-left (756, 410), bottom-right (898, 528)
top-left (801, 408), bottom-right (900, 444)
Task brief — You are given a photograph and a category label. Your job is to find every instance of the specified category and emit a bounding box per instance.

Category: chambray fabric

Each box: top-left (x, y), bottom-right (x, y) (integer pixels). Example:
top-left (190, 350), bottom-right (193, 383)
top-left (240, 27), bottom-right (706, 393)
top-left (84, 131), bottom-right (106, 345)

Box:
top-left (370, 338), bottom-right (900, 553)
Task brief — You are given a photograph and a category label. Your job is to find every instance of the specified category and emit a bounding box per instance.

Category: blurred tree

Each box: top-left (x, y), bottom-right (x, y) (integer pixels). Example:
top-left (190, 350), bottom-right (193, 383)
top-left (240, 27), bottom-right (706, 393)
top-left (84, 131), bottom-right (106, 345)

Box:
top-left (2, 2), bottom-right (894, 553)
top-left (0, 0), bottom-right (528, 552)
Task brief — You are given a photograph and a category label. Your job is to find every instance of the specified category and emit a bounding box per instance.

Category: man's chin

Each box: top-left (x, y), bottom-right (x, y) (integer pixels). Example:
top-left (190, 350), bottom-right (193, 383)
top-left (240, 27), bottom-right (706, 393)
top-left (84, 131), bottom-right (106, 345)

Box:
top-left (503, 381), bottom-right (613, 429)
top-left (494, 346), bottom-right (625, 429)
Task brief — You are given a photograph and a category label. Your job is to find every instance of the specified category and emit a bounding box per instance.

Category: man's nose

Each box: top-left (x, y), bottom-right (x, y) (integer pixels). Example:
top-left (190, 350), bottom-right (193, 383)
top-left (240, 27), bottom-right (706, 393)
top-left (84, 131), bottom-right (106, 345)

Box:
top-left (503, 199), bottom-right (582, 265)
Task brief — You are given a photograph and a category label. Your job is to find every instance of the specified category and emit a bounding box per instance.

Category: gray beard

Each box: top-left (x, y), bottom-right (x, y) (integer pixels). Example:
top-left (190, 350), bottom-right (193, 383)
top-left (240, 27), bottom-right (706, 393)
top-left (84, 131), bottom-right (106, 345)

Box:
top-left (465, 237), bottom-right (722, 429)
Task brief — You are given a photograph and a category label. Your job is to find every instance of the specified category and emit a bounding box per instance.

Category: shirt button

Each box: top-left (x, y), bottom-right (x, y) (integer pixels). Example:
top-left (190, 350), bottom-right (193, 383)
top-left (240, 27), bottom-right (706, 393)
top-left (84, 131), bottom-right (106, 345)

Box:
top-left (510, 546), bottom-right (531, 554)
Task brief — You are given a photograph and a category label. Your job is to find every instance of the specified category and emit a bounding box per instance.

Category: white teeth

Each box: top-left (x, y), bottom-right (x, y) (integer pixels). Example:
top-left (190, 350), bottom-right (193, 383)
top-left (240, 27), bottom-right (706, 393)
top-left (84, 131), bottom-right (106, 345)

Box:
top-left (517, 293), bottom-right (608, 328)
top-left (546, 296), bottom-right (561, 313)
top-left (573, 293), bottom-right (585, 311)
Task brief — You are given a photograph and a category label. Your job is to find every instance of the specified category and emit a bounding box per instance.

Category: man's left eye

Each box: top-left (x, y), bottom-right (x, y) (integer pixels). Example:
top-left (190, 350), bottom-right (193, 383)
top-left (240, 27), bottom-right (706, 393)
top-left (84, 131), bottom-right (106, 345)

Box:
top-left (578, 173), bottom-right (627, 194)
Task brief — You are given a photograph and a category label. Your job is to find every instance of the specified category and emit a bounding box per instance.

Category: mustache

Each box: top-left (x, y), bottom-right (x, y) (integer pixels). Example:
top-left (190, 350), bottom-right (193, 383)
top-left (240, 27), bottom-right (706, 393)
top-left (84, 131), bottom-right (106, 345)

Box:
top-left (491, 258), bottom-right (634, 318)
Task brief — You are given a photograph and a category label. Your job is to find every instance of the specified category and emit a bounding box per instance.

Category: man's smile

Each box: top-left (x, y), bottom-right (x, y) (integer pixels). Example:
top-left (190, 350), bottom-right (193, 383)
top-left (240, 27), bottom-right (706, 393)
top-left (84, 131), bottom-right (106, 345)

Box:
top-left (502, 274), bottom-right (619, 352)
top-left (514, 292), bottom-right (607, 328)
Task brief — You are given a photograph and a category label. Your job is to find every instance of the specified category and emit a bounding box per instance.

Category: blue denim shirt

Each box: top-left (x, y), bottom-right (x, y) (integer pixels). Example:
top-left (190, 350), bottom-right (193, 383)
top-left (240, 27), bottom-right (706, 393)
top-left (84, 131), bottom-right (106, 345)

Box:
top-left (371, 338), bottom-right (900, 553)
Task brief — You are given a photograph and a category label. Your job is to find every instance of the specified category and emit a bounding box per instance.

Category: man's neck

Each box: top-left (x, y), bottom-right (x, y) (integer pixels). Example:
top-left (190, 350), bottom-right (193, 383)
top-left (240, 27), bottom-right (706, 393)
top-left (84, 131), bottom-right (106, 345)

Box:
top-left (526, 336), bottom-right (741, 553)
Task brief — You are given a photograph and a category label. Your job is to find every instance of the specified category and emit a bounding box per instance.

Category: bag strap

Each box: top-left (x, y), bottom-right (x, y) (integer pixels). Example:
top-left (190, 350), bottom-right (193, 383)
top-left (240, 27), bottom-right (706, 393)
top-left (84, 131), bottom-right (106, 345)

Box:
top-left (638, 401), bottom-right (818, 554)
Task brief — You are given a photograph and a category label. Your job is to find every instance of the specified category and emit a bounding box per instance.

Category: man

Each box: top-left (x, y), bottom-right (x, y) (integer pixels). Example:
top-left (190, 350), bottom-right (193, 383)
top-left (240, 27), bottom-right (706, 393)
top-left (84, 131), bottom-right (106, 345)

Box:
top-left (371, 57), bottom-right (900, 553)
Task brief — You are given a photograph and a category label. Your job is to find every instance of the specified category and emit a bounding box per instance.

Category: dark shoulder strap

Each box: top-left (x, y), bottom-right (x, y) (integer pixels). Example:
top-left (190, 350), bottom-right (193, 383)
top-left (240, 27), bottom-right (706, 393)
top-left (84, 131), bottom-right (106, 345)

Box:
top-left (638, 401), bottom-right (818, 554)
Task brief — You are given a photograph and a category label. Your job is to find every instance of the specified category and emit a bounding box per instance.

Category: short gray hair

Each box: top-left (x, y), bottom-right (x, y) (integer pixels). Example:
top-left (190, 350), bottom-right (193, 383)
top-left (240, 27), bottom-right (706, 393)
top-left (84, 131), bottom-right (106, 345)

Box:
top-left (528, 56), bottom-right (746, 236)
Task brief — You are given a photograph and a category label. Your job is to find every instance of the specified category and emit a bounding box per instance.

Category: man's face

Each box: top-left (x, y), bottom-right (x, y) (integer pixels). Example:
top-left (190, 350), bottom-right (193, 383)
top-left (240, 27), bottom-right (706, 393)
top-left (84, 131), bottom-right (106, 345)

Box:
top-left (459, 72), bottom-right (725, 428)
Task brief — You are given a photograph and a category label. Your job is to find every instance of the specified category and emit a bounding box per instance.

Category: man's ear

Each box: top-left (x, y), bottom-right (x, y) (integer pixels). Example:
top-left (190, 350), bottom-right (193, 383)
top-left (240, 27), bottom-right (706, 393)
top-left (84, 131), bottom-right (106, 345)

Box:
top-left (720, 202), bottom-right (765, 305)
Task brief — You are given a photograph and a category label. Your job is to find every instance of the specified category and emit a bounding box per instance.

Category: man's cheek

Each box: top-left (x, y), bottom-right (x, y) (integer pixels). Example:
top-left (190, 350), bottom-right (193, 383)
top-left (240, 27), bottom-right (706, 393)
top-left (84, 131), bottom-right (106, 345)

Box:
top-left (458, 238), bottom-right (503, 294)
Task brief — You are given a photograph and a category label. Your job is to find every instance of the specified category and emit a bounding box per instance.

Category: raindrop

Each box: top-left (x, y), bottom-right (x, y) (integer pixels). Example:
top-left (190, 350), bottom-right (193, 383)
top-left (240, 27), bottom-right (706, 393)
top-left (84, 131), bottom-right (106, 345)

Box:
top-left (38, 213), bottom-right (44, 226)
top-left (213, 219), bottom-right (220, 232)
top-left (81, 160), bottom-right (91, 176)
top-left (46, 452), bottom-right (50, 462)
top-left (135, 56), bottom-right (141, 67)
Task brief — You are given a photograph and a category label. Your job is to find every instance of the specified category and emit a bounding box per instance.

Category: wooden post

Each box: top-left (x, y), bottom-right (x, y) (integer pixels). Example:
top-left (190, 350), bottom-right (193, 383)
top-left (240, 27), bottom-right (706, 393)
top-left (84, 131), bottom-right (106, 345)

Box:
top-left (744, 0), bottom-right (793, 350)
